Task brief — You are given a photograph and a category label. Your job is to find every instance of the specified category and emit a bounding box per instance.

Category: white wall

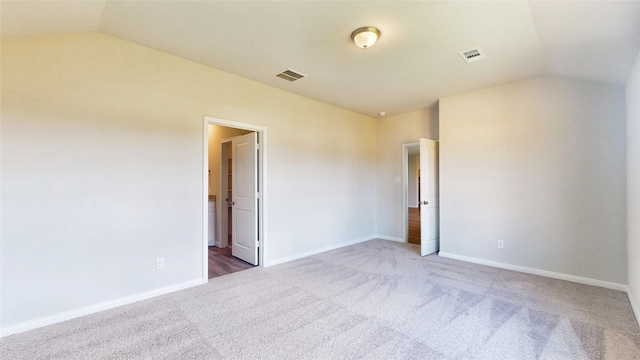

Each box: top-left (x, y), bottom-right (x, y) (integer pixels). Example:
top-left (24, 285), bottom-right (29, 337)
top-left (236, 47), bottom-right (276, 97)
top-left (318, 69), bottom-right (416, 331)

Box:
top-left (376, 109), bottom-right (439, 239)
top-left (407, 155), bottom-right (419, 208)
top-left (0, 33), bottom-right (377, 333)
top-left (627, 49), bottom-right (640, 323)
top-left (439, 77), bottom-right (627, 285)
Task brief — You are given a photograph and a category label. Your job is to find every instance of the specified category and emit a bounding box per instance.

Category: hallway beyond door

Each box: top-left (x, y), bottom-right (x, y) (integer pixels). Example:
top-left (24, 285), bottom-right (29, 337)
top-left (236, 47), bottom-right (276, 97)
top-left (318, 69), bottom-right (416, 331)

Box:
top-left (408, 207), bottom-right (420, 245)
top-left (208, 246), bottom-right (254, 279)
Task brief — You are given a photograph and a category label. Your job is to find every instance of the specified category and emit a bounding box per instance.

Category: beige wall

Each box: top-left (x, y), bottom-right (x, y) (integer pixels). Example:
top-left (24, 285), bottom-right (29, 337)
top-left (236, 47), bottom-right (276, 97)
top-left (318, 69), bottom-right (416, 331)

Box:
top-left (1, 33), bottom-right (377, 332)
top-left (627, 48), bottom-right (640, 322)
top-left (375, 108), bottom-right (439, 239)
top-left (440, 76), bottom-right (627, 284)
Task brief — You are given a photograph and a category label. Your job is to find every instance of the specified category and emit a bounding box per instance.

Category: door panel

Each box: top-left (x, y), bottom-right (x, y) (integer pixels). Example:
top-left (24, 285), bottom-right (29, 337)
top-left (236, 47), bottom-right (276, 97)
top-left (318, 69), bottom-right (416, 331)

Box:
top-left (231, 132), bottom-right (258, 265)
top-left (420, 138), bottom-right (439, 256)
top-left (234, 209), bottom-right (252, 248)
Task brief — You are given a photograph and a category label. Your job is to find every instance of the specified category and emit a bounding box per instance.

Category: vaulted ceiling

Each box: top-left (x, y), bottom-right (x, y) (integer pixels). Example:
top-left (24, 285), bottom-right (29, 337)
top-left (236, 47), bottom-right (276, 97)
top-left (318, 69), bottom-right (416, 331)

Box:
top-left (2, 1), bottom-right (639, 117)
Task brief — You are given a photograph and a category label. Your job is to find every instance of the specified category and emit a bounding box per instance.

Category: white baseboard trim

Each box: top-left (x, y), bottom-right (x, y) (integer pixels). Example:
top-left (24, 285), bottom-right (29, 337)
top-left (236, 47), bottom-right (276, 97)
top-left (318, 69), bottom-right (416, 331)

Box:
top-left (438, 252), bottom-right (628, 292)
top-left (1, 278), bottom-right (206, 338)
top-left (375, 235), bottom-right (405, 243)
top-left (629, 290), bottom-right (640, 327)
top-left (264, 235), bottom-right (377, 267)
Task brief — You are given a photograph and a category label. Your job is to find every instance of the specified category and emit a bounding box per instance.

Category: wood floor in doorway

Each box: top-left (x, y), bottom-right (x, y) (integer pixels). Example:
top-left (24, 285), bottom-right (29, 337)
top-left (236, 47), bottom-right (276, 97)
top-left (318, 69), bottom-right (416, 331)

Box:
top-left (208, 246), bottom-right (254, 279)
top-left (408, 207), bottom-right (420, 245)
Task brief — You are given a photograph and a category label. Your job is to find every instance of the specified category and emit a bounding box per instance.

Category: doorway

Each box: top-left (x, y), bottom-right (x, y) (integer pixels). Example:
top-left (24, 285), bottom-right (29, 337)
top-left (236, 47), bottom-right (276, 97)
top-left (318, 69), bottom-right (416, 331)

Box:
top-left (407, 146), bottom-right (421, 245)
top-left (203, 117), bottom-right (267, 281)
top-left (402, 139), bottom-right (439, 256)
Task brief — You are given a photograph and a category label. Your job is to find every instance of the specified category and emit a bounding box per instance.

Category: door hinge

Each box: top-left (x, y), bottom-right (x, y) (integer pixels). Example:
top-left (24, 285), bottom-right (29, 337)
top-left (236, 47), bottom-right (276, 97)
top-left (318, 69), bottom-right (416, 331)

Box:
top-left (256, 143), bottom-right (260, 151)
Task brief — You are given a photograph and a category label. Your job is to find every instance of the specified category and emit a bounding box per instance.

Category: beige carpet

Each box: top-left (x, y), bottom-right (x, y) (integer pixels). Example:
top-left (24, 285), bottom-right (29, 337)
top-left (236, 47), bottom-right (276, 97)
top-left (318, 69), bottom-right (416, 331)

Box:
top-left (2, 240), bottom-right (639, 359)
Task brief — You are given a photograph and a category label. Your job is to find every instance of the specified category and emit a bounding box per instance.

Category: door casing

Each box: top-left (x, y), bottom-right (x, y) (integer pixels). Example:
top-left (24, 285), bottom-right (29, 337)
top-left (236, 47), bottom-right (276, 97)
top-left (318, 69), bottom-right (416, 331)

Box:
top-left (402, 142), bottom-right (420, 244)
top-left (402, 140), bottom-right (439, 255)
top-left (203, 116), bottom-right (267, 280)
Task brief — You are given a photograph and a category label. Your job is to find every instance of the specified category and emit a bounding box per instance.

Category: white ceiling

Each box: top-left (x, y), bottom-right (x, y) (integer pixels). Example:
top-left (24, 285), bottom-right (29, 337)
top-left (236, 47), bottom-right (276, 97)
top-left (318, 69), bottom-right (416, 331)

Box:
top-left (2, 0), bottom-right (639, 118)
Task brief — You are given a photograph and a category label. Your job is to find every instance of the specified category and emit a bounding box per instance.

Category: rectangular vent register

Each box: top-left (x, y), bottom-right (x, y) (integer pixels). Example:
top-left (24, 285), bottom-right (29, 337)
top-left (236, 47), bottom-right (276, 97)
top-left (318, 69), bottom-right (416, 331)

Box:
top-left (459, 48), bottom-right (486, 63)
top-left (275, 69), bottom-right (307, 82)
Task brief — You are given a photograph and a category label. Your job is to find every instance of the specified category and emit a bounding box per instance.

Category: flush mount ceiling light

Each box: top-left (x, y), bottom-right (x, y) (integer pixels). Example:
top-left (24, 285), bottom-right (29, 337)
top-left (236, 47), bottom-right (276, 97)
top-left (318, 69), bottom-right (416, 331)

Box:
top-left (351, 27), bottom-right (380, 49)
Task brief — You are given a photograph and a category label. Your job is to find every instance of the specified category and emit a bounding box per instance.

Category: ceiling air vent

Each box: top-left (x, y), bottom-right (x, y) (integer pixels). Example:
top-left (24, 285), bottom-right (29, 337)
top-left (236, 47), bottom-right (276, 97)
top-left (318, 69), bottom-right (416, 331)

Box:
top-left (275, 69), bottom-right (307, 82)
top-left (459, 47), bottom-right (486, 63)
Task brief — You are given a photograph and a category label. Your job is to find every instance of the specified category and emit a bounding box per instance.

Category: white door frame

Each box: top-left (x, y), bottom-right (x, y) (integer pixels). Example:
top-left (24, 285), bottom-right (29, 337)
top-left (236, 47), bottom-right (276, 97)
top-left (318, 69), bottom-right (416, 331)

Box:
top-left (202, 116), bottom-right (267, 280)
top-left (402, 142), bottom-right (420, 243)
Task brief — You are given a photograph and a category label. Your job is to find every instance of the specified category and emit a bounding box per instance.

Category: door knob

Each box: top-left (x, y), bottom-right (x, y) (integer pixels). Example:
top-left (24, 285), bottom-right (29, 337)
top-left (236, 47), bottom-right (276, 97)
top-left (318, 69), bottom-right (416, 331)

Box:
top-left (422, 201), bottom-right (429, 205)
top-left (229, 201), bottom-right (235, 206)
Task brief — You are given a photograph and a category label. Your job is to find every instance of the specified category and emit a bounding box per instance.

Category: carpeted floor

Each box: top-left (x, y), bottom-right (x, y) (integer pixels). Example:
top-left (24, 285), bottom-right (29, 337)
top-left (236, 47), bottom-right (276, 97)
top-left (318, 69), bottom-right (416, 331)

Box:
top-left (2, 240), bottom-right (639, 359)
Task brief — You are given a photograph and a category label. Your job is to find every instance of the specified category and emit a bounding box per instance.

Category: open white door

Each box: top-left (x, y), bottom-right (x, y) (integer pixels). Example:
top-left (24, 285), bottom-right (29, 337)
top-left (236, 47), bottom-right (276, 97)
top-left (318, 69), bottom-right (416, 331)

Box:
top-left (231, 132), bottom-right (259, 265)
top-left (420, 138), bottom-right (439, 256)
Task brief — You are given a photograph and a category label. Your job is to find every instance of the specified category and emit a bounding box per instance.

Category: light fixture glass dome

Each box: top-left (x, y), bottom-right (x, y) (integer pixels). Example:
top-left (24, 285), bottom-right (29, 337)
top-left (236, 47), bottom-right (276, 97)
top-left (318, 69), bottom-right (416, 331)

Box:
top-left (351, 27), bottom-right (380, 49)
